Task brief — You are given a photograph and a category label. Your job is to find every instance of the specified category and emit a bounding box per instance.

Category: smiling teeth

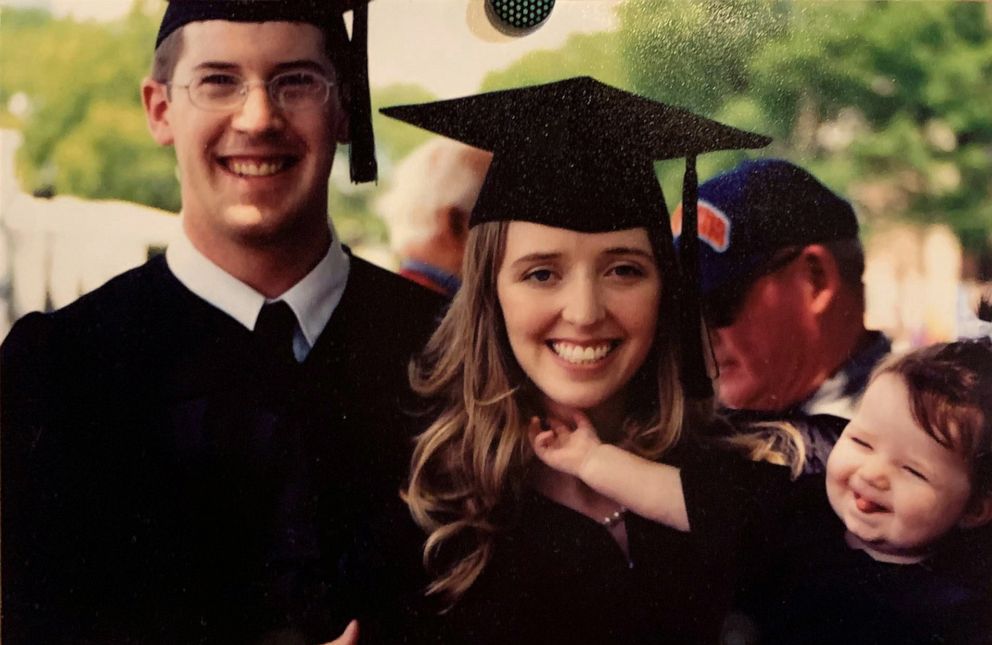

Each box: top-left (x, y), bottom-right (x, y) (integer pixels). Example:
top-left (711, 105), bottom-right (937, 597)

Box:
top-left (552, 342), bottom-right (614, 364)
top-left (229, 160), bottom-right (285, 177)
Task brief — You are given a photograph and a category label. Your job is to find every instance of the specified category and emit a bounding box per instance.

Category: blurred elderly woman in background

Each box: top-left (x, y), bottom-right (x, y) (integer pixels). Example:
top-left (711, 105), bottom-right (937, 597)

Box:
top-left (376, 138), bottom-right (492, 297)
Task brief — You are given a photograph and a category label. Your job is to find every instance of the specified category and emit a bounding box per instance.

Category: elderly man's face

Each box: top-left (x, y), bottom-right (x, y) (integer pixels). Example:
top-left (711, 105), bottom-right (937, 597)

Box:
top-left (709, 250), bottom-right (824, 411)
top-left (144, 20), bottom-right (347, 251)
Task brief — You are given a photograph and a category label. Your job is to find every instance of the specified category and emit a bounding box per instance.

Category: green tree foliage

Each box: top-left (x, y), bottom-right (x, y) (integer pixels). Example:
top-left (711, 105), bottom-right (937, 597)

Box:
top-left (2, 4), bottom-right (180, 209)
top-left (479, 30), bottom-right (625, 90)
top-left (619, 0), bottom-right (992, 254)
top-left (620, 0), bottom-right (786, 114)
top-left (372, 83), bottom-right (438, 161)
top-left (52, 101), bottom-right (177, 207)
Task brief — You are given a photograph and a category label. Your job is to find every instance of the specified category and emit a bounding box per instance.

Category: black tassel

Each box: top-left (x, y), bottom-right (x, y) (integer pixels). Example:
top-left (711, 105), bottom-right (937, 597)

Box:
top-left (348, 2), bottom-right (377, 183)
top-left (679, 155), bottom-right (714, 399)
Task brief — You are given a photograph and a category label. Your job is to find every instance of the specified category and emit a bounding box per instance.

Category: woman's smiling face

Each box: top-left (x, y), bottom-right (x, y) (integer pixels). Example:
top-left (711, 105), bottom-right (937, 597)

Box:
top-left (496, 221), bottom-right (662, 420)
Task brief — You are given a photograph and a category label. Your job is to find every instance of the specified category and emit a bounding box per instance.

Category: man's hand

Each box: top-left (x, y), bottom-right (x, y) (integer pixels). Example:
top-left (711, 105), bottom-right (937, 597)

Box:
top-left (528, 410), bottom-right (602, 479)
top-left (321, 620), bottom-right (359, 645)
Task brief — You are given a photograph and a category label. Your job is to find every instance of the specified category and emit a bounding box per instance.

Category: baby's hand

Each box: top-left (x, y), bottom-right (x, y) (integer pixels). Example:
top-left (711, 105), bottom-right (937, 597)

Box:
top-left (528, 410), bottom-right (602, 478)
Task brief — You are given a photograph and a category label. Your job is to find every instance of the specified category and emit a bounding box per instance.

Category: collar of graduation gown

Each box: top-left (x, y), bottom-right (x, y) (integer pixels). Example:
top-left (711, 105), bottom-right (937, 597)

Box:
top-left (165, 221), bottom-right (349, 352)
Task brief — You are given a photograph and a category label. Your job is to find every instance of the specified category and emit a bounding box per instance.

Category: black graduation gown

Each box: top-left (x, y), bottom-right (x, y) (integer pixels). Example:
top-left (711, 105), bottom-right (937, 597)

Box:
top-left (429, 483), bottom-right (738, 645)
top-left (1, 253), bottom-right (444, 644)
top-left (682, 457), bottom-right (992, 645)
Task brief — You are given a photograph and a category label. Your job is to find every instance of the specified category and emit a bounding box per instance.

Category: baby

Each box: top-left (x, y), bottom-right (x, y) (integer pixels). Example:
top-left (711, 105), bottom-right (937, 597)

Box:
top-left (531, 340), bottom-right (992, 645)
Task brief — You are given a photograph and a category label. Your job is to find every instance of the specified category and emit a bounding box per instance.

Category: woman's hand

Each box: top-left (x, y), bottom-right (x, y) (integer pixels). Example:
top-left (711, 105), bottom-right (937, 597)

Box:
top-left (528, 410), bottom-right (602, 479)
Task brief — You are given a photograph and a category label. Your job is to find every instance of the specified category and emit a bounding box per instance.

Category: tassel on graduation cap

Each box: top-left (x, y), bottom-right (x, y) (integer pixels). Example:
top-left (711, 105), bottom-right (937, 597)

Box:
top-left (156, 0), bottom-right (378, 184)
top-left (382, 77), bottom-right (770, 398)
top-left (677, 155), bottom-right (713, 399)
top-left (347, 2), bottom-right (377, 183)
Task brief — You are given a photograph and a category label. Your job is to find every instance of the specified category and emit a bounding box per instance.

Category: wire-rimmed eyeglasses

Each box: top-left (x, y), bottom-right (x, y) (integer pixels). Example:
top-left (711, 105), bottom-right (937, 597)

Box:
top-left (168, 71), bottom-right (335, 112)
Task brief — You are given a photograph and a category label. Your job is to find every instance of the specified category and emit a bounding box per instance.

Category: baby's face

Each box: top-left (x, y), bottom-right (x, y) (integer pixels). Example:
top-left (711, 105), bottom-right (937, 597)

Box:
top-left (826, 373), bottom-right (973, 562)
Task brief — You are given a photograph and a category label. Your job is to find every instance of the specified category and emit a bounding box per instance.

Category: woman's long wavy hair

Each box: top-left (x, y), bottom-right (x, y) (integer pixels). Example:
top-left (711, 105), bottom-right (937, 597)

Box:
top-left (404, 219), bottom-right (704, 606)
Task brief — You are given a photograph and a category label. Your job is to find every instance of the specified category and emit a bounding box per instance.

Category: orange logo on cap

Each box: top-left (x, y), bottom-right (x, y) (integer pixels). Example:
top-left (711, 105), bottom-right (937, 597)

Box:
top-left (671, 200), bottom-right (730, 252)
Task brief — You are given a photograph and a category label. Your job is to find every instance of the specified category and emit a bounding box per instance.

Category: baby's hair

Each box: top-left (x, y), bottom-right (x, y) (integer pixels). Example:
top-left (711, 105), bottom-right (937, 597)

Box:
top-left (873, 338), bottom-right (992, 499)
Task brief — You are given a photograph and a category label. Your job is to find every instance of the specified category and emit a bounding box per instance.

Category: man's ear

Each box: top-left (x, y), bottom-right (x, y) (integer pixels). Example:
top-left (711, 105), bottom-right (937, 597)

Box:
top-left (142, 78), bottom-right (174, 146)
top-left (798, 244), bottom-right (841, 316)
top-left (960, 494), bottom-right (992, 530)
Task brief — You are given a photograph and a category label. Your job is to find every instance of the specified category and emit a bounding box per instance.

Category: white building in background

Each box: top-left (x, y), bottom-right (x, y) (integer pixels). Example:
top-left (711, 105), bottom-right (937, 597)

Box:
top-left (0, 129), bottom-right (180, 339)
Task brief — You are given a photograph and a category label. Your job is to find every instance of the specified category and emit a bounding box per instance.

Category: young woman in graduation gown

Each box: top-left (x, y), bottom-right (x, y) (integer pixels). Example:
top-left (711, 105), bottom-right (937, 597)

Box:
top-left (381, 77), bottom-right (771, 644)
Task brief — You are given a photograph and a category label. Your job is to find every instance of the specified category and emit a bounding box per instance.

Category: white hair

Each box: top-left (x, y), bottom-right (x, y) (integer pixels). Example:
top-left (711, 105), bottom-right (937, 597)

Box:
top-left (375, 138), bottom-right (492, 253)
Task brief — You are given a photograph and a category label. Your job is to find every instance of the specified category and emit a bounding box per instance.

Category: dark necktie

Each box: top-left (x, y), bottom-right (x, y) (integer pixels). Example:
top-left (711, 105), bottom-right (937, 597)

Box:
top-left (254, 301), bottom-right (298, 367)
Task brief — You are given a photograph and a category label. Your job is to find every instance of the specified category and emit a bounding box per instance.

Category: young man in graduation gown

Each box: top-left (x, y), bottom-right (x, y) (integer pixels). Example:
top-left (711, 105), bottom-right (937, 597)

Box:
top-left (0, 2), bottom-right (443, 643)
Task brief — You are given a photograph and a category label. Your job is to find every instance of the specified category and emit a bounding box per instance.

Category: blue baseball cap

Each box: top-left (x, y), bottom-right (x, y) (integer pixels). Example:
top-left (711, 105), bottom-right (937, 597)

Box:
top-left (674, 159), bottom-right (859, 301)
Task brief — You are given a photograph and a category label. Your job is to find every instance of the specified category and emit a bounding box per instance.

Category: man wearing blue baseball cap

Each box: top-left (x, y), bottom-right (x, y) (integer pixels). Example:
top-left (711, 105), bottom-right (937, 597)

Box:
top-left (676, 159), bottom-right (890, 455)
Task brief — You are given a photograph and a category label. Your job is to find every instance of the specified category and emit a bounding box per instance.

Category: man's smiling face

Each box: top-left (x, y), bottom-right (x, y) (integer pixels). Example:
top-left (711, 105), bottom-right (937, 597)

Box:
top-left (145, 20), bottom-right (346, 251)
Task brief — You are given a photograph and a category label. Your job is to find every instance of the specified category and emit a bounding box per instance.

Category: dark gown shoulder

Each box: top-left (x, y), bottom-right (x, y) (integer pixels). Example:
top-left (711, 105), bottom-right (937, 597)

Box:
top-left (732, 476), bottom-right (991, 645)
top-left (433, 481), bottom-right (735, 645)
top-left (681, 461), bottom-right (992, 645)
top-left (1, 253), bottom-right (445, 644)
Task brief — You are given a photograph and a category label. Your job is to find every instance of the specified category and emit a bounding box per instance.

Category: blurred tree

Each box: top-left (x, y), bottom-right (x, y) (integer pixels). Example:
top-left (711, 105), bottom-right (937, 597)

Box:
top-left (53, 101), bottom-right (178, 208)
top-left (372, 83), bottom-right (439, 161)
top-left (619, 0), bottom-right (992, 256)
top-left (619, 0), bottom-right (786, 114)
top-left (1, 3), bottom-right (179, 210)
top-left (480, 30), bottom-right (625, 90)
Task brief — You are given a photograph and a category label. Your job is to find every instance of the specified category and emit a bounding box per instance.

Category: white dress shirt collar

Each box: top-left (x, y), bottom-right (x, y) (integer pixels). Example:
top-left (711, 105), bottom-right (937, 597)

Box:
top-left (165, 222), bottom-right (350, 360)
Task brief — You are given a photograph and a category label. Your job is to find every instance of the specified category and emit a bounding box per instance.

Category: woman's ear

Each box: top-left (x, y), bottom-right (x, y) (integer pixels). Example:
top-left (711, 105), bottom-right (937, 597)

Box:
top-left (959, 494), bottom-right (992, 530)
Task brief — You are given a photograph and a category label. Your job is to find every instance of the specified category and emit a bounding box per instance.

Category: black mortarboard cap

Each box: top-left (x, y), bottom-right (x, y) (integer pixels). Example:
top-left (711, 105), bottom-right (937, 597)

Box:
top-left (157, 0), bottom-right (377, 183)
top-left (381, 77), bottom-right (771, 398)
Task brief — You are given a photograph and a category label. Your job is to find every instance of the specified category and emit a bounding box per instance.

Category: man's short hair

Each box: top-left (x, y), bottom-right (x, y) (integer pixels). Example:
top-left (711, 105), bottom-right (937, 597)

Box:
top-left (151, 28), bottom-right (184, 83)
